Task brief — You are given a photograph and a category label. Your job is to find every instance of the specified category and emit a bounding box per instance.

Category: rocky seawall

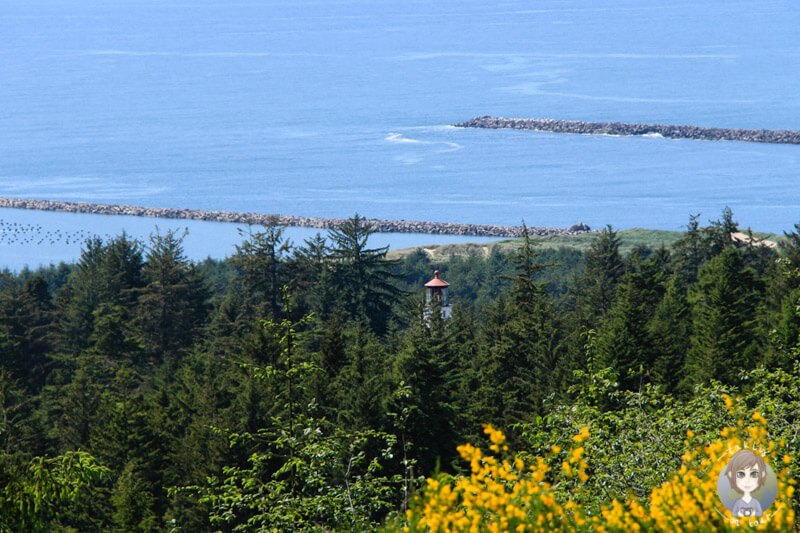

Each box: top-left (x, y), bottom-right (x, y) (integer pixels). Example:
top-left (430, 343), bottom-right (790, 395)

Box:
top-left (0, 197), bottom-right (591, 238)
top-left (455, 116), bottom-right (800, 145)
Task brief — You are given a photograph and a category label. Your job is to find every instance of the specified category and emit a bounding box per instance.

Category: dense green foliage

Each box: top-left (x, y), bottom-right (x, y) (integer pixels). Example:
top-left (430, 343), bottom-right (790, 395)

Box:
top-left (0, 210), bottom-right (798, 530)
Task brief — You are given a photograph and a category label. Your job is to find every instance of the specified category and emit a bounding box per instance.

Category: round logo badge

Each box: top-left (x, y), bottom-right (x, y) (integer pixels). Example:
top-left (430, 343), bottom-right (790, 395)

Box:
top-left (716, 449), bottom-right (777, 520)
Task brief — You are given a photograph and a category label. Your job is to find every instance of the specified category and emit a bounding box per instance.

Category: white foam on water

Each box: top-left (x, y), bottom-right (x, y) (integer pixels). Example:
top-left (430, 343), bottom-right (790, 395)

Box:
top-left (385, 133), bottom-right (463, 153)
top-left (385, 132), bottom-right (422, 144)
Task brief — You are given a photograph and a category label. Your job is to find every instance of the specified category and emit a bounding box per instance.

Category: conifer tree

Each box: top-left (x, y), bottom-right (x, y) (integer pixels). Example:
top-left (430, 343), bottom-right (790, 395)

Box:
top-left (563, 225), bottom-right (625, 371)
top-left (309, 315), bottom-right (348, 417)
top-left (111, 461), bottom-right (157, 533)
top-left (327, 214), bottom-right (405, 334)
top-left (779, 222), bottom-right (800, 269)
top-left (91, 367), bottom-right (168, 527)
top-left (54, 363), bottom-right (100, 451)
top-left (577, 225), bottom-right (625, 319)
top-left (0, 370), bottom-right (50, 457)
top-left (767, 283), bottom-right (800, 370)
top-left (446, 304), bottom-right (482, 441)
top-left (229, 218), bottom-right (292, 321)
top-left (331, 320), bottom-right (393, 431)
top-left (55, 234), bottom-right (144, 355)
top-left (90, 303), bottom-right (144, 365)
top-left (670, 213), bottom-right (705, 284)
top-left (101, 233), bottom-right (146, 306)
top-left (471, 238), bottom-right (564, 426)
top-left (390, 297), bottom-right (457, 473)
top-left (504, 223), bottom-right (564, 402)
top-left (0, 277), bottom-right (53, 392)
top-left (472, 296), bottom-right (538, 425)
top-left (291, 232), bottom-right (336, 317)
top-left (760, 223), bottom-right (800, 363)
top-left (163, 348), bottom-right (236, 494)
top-left (647, 274), bottom-right (691, 393)
top-left (594, 254), bottom-right (665, 390)
top-left (736, 228), bottom-right (778, 276)
top-left (501, 222), bottom-right (552, 308)
top-left (705, 205), bottom-right (739, 257)
top-left (684, 247), bottom-right (761, 386)
top-left (594, 282), bottom-right (653, 390)
top-left (135, 229), bottom-right (209, 362)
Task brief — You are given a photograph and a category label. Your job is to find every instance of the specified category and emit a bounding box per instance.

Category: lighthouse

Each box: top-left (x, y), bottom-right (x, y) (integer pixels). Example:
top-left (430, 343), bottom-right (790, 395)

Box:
top-left (424, 269), bottom-right (452, 319)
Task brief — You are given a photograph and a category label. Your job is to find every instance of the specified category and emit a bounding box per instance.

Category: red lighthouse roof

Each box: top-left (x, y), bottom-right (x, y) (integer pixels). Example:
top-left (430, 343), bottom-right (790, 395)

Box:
top-left (424, 270), bottom-right (450, 288)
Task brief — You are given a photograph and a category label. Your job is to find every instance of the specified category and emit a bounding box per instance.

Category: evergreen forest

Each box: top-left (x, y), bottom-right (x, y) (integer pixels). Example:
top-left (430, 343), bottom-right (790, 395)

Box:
top-left (1, 209), bottom-right (800, 531)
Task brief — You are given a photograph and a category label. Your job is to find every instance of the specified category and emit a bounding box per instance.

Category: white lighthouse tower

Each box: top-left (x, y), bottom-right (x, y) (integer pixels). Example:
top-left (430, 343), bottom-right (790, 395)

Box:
top-left (424, 269), bottom-right (452, 319)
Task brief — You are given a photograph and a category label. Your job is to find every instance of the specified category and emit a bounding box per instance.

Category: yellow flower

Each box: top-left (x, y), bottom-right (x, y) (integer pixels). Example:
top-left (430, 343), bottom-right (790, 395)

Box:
top-left (484, 424), bottom-right (506, 445)
top-left (570, 447), bottom-right (584, 464)
top-left (572, 426), bottom-right (590, 443)
top-left (723, 393), bottom-right (735, 413)
top-left (405, 412), bottom-right (793, 533)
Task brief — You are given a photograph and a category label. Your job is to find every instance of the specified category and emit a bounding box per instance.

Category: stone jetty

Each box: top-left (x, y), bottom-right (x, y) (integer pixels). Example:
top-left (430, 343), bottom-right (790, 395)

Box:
top-left (455, 116), bottom-right (800, 145)
top-left (0, 197), bottom-right (591, 238)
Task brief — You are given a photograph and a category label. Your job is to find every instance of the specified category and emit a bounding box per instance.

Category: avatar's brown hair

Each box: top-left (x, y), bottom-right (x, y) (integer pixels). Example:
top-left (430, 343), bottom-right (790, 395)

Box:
top-left (724, 449), bottom-right (767, 494)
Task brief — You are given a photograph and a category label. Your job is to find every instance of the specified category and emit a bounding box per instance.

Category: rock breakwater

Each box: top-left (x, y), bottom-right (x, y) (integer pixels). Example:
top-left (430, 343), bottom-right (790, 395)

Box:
top-left (0, 197), bottom-right (590, 238)
top-left (455, 116), bottom-right (800, 145)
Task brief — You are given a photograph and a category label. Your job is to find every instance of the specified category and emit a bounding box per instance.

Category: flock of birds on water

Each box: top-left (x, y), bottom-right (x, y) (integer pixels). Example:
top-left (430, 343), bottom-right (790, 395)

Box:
top-left (0, 219), bottom-right (115, 248)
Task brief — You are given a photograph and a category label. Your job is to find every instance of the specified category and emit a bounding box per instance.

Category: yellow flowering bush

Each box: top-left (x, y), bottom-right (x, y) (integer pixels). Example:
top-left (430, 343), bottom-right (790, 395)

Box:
top-left (401, 397), bottom-right (797, 532)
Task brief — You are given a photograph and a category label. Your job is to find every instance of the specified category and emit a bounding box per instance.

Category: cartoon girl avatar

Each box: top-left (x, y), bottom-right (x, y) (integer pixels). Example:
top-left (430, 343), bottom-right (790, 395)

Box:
top-left (724, 449), bottom-right (767, 517)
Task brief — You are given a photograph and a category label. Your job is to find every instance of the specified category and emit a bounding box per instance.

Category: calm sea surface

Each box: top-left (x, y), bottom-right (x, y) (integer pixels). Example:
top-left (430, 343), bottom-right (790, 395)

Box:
top-left (1, 0), bottom-right (799, 270)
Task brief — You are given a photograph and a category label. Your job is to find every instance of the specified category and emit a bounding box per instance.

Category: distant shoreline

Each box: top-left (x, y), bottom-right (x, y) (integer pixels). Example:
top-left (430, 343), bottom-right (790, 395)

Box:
top-left (0, 197), bottom-right (592, 238)
top-left (455, 116), bottom-right (800, 145)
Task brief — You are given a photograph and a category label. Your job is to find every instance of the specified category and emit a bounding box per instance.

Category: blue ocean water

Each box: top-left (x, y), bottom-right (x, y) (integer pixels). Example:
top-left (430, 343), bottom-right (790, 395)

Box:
top-left (1, 0), bottom-right (799, 270)
top-left (0, 208), bottom-right (501, 272)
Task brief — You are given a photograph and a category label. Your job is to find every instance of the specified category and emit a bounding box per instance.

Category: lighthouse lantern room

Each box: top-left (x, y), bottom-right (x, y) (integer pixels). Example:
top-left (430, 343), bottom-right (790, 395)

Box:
top-left (424, 269), bottom-right (452, 319)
